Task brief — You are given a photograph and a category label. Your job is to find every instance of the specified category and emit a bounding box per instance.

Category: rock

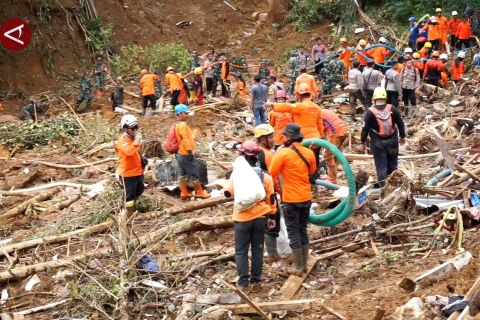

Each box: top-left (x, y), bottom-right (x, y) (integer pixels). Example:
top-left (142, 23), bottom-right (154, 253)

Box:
top-left (218, 293), bottom-right (241, 304)
top-left (431, 103), bottom-right (447, 114)
top-left (201, 309), bottom-right (230, 320)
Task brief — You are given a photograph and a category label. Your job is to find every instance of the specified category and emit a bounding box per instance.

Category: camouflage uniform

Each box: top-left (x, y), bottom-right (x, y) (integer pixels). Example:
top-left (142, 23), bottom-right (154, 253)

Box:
top-left (190, 51), bottom-right (200, 71)
top-left (153, 72), bottom-right (163, 99)
top-left (287, 51), bottom-right (300, 95)
top-left (320, 58), bottom-right (346, 95)
top-left (93, 61), bottom-right (106, 89)
top-left (23, 100), bottom-right (47, 121)
top-left (211, 56), bottom-right (222, 97)
top-left (75, 76), bottom-right (93, 111)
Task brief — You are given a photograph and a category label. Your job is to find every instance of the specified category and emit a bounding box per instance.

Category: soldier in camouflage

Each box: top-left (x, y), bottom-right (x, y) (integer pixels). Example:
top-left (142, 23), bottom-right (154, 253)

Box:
top-left (190, 51), bottom-right (201, 71)
top-left (320, 54), bottom-right (346, 95)
top-left (287, 49), bottom-right (300, 95)
top-left (75, 72), bottom-right (93, 112)
top-left (211, 54), bottom-right (222, 97)
top-left (93, 57), bottom-right (107, 90)
top-left (258, 59), bottom-right (271, 84)
top-left (153, 70), bottom-right (163, 99)
top-left (23, 99), bottom-right (48, 121)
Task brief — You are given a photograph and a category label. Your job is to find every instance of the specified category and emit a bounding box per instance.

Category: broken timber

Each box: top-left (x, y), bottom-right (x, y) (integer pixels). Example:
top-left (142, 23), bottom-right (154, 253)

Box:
top-left (214, 298), bottom-right (321, 314)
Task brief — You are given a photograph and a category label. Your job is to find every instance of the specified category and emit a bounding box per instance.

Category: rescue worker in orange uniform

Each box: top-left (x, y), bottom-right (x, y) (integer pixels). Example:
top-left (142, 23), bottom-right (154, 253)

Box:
top-left (220, 55), bottom-right (231, 97)
top-left (412, 52), bottom-right (425, 79)
top-left (234, 73), bottom-right (248, 100)
top-left (295, 68), bottom-right (318, 99)
top-left (139, 69), bottom-right (158, 116)
top-left (366, 37), bottom-right (390, 70)
top-left (435, 8), bottom-right (449, 49)
top-left (451, 51), bottom-right (466, 83)
top-left (320, 108), bottom-right (348, 183)
top-left (456, 16), bottom-right (472, 49)
top-left (338, 37), bottom-right (354, 73)
top-left (449, 11), bottom-right (461, 48)
top-left (268, 90), bottom-right (294, 149)
top-left (115, 115), bottom-right (146, 213)
top-left (422, 17), bottom-right (441, 50)
top-left (439, 53), bottom-right (450, 89)
top-left (174, 104), bottom-right (210, 199)
top-left (418, 41), bottom-right (433, 58)
top-left (193, 67), bottom-right (204, 106)
top-left (223, 140), bottom-right (275, 292)
top-left (269, 123), bottom-right (317, 276)
top-left (424, 51), bottom-right (442, 86)
top-left (356, 39), bottom-right (369, 71)
top-left (165, 66), bottom-right (186, 107)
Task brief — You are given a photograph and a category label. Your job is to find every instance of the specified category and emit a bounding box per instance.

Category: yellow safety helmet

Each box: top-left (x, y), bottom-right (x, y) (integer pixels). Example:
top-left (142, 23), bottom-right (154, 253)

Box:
top-left (254, 124), bottom-right (275, 138)
top-left (194, 67), bottom-right (203, 75)
top-left (424, 42), bottom-right (432, 48)
top-left (359, 39), bottom-right (367, 46)
top-left (297, 83), bottom-right (311, 95)
top-left (435, 7), bottom-right (442, 13)
top-left (372, 87), bottom-right (387, 101)
top-left (412, 52), bottom-right (421, 59)
top-left (340, 37), bottom-right (348, 43)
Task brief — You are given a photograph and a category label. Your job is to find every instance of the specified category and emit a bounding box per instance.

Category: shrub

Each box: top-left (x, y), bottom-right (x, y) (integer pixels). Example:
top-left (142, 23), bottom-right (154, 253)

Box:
top-left (85, 18), bottom-right (113, 53)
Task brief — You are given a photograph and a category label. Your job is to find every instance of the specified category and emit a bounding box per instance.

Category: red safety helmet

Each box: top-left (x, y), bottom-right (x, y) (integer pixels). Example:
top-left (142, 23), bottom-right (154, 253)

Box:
top-left (416, 37), bottom-right (427, 43)
top-left (238, 140), bottom-right (260, 156)
top-left (275, 90), bottom-right (287, 99)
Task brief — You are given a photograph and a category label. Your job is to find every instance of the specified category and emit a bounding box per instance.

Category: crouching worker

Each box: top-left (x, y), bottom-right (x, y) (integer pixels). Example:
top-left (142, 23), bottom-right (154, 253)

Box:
top-left (174, 104), bottom-right (210, 199)
top-left (270, 124), bottom-right (317, 276)
top-left (115, 115), bottom-right (146, 213)
top-left (223, 140), bottom-right (276, 292)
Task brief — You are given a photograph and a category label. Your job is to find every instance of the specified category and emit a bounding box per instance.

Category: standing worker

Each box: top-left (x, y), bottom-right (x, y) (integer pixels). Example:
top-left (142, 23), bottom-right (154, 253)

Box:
top-left (153, 70), bottom-right (163, 100)
top-left (220, 54), bottom-right (231, 97)
top-left (320, 54), bottom-right (346, 95)
top-left (269, 123), bottom-right (317, 276)
top-left (347, 60), bottom-right (365, 121)
top-left (400, 56), bottom-right (421, 116)
top-left (312, 38), bottom-right (327, 81)
top-left (93, 56), bottom-right (107, 98)
top-left (269, 90), bottom-right (294, 149)
top-left (360, 87), bottom-right (406, 187)
top-left (424, 51), bottom-right (442, 86)
top-left (412, 52), bottom-right (425, 78)
top-left (320, 108), bottom-right (348, 183)
top-left (295, 68), bottom-right (318, 99)
top-left (250, 75), bottom-right (269, 125)
top-left (449, 11), bottom-right (461, 49)
top-left (384, 62), bottom-right (402, 108)
top-left (362, 61), bottom-right (383, 108)
top-left (439, 53), bottom-right (450, 89)
top-left (223, 140), bottom-right (276, 292)
top-left (234, 73), bottom-right (248, 100)
top-left (258, 59), bottom-right (272, 84)
top-left (139, 69), bottom-right (158, 116)
top-left (204, 53), bottom-right (214, 95)
top-left (165, 66), bottom-right (184, 107)
top-left (74, 71), bottom-right (93, 112)
top-left (338, 37), bottom-right (354, 73)
top-left (356, 39), bottom-right (369, 71)
top-left (451, 51), bottom-right (466, 83)
top-left (298, 47), bottom-right (310, 71)
top-left (422, 17), bottom-right (441, 50)
top-left (174, 104), bottom-right (210, 199)
top-left (115, 115), bottom-right (146, 213)
top-left (455, 16), bottom-right (472, 49)
top-left (435, 8), bottom-right (449, 50)
top-left (288, 50), bottom-right (300, 95)
top-left (111, 76), bottom-right (124, 112)
top-left (366, 37), bottom-right (390, 70)
top-left (193, 67), bottom-right (204, 106)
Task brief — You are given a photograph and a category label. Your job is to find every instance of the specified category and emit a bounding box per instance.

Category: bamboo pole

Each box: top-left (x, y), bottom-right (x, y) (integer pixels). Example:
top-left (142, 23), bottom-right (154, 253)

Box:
top-left (32, 157), bottom-right (117, 169)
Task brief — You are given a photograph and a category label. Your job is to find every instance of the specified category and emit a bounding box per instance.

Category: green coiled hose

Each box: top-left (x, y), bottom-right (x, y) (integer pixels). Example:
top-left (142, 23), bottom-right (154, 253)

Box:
top-left (302, 138), bottom-right (357, 226)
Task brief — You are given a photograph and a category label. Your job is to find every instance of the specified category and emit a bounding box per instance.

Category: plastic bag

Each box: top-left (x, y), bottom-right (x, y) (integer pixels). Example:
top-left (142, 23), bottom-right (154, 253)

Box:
top-left (231, 156), bottom-right (266, 212)
top-left (277, 212), bottom-right (292, 258)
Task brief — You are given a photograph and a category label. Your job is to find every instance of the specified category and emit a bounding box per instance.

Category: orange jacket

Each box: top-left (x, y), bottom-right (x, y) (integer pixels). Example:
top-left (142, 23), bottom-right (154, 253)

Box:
top-left (237, 79), bottom-right (248, 98)
top-left (269, 111), bottom-right (294, 145)
top-left (456, 21), bottom-right (472, 40)
top-left (424, 59), bottom-right (441, 78)
top-left (418, 47), bottom-right (430, 58)
top-left (423, 23), bottom-right (441, 41)
top-left (295, 73), bottom-right (318, 97)
top-left (452, 59), bottom-right (465, 81)
top-left (115, 134), bottom-right (143, 177)
top-left (178, 86), bottom-right (189, 104)
top-left (413, 61), bottom-right (424, 72)
top-left (221, 61), bottom-right (230, 80)
top-left (175, 121), bottom-right (195, 156)
top-left (223, 168), bottom-right (275, 222)
top-left (273, 100), bottom-right (324, 139)
top-left (140, 73), bottom-right (157, 96)
top-left (449, 18), bottom-right (460, 35)
top-left (367, 47), bottom-right (390, 64)
top-left (395, 63), bottom-right (405, 74)
top-left (269, 142), bottom-right (316, 203)
top-left (338, 49), bottom-right (354, 72)
top-left (165, 72), bottom-right (184, 91)
top-left (356, 48), bottom-right (368, 66)
top-left (321, 109), bottom-right (348, 138)
top-left (438, 16), bottom-right (449, 42)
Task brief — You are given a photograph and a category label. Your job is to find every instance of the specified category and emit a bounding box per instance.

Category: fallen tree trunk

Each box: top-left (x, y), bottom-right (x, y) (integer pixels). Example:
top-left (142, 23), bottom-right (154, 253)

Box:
top-left (0, 187), bottom-right (61, 222)
top-left (46, 193), bottom-right (82, 213)
top-left (0, 181), bottom-right (105, 196)
top-left (344, 147), bottom-right (470, 161)
top-left (205, 298), bottom-right (321, 315)
top-left (32, 158), bottom-right (117, 169)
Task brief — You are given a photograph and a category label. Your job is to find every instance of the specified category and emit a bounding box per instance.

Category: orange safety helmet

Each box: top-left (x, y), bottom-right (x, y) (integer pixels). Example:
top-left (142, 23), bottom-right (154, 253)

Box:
top-left (431, 51), bottom-right (440, 57)
top-left (297, 83), bottom-right (311, 95)
top-left (140, 69), bottom-right (148, 76)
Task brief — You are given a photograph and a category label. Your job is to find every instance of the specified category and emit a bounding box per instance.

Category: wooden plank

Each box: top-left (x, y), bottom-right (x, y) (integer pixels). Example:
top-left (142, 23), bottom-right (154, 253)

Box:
top-left (221, 279), bottom-right (270, 320)
top-left (217, 298), bottom-right (320, 314)
top-left (447, 276), bottom-right (480, 320)
top-left (280, 249), bottom-right (344, 300)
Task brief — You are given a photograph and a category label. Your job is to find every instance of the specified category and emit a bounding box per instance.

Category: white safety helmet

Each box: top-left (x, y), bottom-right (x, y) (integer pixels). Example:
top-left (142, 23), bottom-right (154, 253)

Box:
top-left (430, 17), bottom-right (438, 23)
top-left (458, 51), bottom-right (466, 58)
top-left (121, 114), bottom-right (138, 129)
top-left (379, 37), bottom-right (387, 43)
top-left (404, 47), bottom-right (413, 53)
top-left (439, 53), bottom-right (448, 60)
top-left (452, 11), bottom-right (458, 16)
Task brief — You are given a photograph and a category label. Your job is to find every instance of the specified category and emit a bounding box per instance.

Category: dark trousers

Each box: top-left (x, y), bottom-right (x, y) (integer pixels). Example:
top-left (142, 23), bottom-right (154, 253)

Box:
top-left (349, 89), bottom-right (365, 114)
top-left (175, 154), bottom-right (199, 181)
top-left (171, 89), bottom-right (181, 106)
top-left (456, 39), bottom-right (471, 50)
top-left (402, 88), bottom-right (416, 106)
top-left (365, 89), bottom-right (374, 108)
top-left (314, 60), bottom-right (323, 74)
top-left (370, 136), bottom-right (399, 187)
top-left (211, 76), bottom-right (221, 96)
top-left (234, 217), bottom-right (267, 287)
top-left (450, 35), bottom-right (458, 48)
top-left (283, 201), bottom-right (311, 250)
top-left (221, 80), bottom-right (230, 97)
top-left (121, 175), bottom-right (145, 202)
top-left (426, 78), bottom-right (440, 87)
top-left (431, 39), bottom-right (440, 50)
top-left (206, 77), bottom-right (213, 93)
top-left (142, 94), bottom-right (157, 111)
top-left (386, 90), bottom-right (399, 108)
top-left (265, 206), bottom-right (281, 238)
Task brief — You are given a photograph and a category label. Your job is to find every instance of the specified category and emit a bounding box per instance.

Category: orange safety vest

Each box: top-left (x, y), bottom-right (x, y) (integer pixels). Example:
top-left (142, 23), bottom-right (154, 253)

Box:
top-left (449, 18), bottom-right (460, 35)
top-left (456, 21), bottom-right (472, 40)
top-left (451, 59), bottom-right (465, 81)
top-left (369, 105), bottom-right (395, 137)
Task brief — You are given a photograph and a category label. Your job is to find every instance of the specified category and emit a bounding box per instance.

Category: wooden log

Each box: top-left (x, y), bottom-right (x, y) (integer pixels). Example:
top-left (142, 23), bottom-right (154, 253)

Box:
top-left (213, 298), bottom-right (321, 314)
top-left (32, 157), bottom-right (117, 169)
top-left (46, 193), bottom-right (82, 213)
top-left (143, 196), bottom-right (232, 219)
top-left (0, 187), bottom-right (61, 222)
top-left (344, 147), bottom-right (470, 161)
top-left (455, 164), bottom-right (480, 182)
top-left (221, 279), bottom-right (270, 320)
top-left (447, 275), bottom-right (480, 320)
top-left (0, 181), bottom-right (105, 196)
top-left (12, 299), bottom-right (70, 316)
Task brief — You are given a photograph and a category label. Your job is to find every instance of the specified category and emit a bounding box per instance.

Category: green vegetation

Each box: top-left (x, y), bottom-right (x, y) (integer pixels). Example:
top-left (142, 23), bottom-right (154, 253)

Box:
top-left (111, 43), bottom-right (192, 75)
top-left (85, 17), bottom-right (114, 53)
